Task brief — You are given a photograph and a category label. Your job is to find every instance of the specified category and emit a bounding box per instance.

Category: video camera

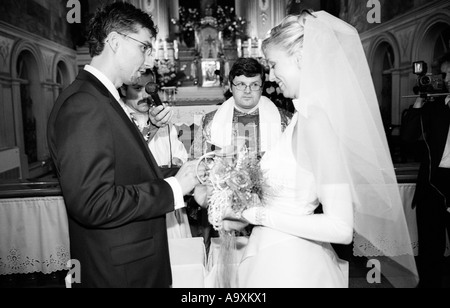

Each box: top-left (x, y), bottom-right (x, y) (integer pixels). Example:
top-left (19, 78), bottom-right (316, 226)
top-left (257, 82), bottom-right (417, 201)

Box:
top-left (412, 61), bottom-right (445, 95)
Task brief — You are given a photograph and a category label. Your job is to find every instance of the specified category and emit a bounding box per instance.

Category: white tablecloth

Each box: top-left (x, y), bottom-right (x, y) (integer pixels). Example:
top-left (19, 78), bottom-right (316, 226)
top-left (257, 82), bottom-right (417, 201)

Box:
top-left (0, 197), bottom-right (70, 275)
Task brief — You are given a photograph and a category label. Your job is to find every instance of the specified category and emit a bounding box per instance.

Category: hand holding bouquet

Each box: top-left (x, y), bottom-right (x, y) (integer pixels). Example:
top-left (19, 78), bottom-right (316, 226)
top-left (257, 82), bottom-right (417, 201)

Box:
top-left (196, 140), bottom-right (266, 233)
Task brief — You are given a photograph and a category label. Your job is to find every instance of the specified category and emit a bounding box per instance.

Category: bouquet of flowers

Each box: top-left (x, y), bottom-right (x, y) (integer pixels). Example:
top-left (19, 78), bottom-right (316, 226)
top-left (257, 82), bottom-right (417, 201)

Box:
top-left (197, 140), bottom-right (266, 232)
top-left (171, 6), bottom-right (201, 47)
top-left (197, 140), bottom-right (266, 287)
top-left (153, 59), bottom-right (186, 88)
top-left (214, 6), bottom-right (248, 42)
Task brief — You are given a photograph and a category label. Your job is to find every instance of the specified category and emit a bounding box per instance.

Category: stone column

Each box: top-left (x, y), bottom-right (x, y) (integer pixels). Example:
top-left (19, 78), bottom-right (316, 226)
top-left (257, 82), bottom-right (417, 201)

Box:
top-left (273, 0), bottom-right (289, 26)
top-left (11, 79), bottom-right (28, 179)
top-left (245, 0), bottom-right (258, 39)
top-left (235, 0), bottom-right (243, 17)
top-left (148, 0), bottom-right (169, 41)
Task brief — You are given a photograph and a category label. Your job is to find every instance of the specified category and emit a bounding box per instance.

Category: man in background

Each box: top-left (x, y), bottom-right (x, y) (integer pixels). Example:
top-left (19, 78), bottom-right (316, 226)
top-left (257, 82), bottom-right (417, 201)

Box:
top-left (120, 69), bottom-right (192, 239)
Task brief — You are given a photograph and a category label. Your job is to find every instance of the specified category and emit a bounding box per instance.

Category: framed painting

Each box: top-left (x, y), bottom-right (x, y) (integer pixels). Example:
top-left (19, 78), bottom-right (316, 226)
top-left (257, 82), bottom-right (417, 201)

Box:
top-left (201, 59), bottom-right (221, 87)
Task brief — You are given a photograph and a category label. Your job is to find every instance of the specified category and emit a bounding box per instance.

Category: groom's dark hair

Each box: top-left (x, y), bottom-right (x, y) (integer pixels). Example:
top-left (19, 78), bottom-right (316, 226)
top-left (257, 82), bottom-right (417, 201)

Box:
top-left (87, 2), bottom-right (158, 57)
top-left (229, 57), bottom-right (266, 85)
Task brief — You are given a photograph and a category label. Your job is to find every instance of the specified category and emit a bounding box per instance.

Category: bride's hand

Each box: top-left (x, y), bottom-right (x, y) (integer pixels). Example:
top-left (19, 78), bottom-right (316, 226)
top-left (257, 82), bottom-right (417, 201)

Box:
top-left (222, 207), bottom-right (249, 232)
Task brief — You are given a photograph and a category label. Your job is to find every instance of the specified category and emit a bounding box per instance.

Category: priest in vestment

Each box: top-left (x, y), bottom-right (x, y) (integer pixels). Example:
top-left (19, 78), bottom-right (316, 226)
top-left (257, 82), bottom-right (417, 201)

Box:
top-left (189, 58), bottom-right (293, 249)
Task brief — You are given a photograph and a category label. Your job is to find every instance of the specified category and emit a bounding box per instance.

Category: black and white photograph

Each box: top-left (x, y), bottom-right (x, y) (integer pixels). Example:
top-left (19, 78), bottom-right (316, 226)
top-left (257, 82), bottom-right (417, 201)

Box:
top-left (0, 0), bottom-right (449, 292)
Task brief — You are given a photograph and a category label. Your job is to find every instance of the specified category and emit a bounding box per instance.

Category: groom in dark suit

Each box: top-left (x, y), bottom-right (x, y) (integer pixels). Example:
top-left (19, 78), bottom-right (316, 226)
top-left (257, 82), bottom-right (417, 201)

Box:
top-left (47, 2), bottom-right (200, 288)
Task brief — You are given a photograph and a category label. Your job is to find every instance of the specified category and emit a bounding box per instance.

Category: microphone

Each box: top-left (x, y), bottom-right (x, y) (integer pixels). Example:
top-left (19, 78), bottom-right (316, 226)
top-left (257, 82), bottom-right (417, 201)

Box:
top-left (145, 82), bottom-right (164, 106)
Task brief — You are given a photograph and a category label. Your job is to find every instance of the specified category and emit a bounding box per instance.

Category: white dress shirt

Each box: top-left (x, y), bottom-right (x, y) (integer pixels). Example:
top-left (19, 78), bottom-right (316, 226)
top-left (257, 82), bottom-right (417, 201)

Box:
top-left (84, 65), bottom-right (185, 210)
top-left (439, 96), bottom-right (450, 168)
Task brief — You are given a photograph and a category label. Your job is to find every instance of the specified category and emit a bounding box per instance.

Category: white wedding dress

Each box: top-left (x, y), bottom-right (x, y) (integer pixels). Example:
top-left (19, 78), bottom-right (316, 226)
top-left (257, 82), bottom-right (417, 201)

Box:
top-left (237, 113), bottom-right (349, 288)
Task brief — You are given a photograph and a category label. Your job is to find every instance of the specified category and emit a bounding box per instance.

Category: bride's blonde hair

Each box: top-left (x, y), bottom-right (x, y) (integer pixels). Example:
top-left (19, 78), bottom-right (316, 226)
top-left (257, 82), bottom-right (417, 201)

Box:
top-left (262, 10), bottom-right (313, 56)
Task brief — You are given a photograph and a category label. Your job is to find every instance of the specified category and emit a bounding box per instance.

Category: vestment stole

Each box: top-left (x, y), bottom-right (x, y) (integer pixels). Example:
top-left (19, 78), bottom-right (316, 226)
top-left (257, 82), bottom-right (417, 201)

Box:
top-left (207, 109), bottom-right (261, 156)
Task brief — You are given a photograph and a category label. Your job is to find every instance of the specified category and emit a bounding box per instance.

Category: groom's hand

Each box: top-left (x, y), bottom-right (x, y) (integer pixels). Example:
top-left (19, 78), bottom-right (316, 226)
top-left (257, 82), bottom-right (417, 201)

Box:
top-left (193, 184), bottom-right (213, 208)
top-left (175, 160), bottom-right (201, 196)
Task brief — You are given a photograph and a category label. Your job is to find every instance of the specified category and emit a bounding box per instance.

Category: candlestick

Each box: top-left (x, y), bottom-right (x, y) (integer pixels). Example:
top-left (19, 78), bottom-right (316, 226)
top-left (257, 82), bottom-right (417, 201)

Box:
top-left (154, 39), bottom-right (160, 60)
top-left (218, 31), bottom-right (223, 46)
top-left (163, 40), bottom-right (168, 60)
top-left (258, 39), bottom-right (263, 58)
top-left (247, 38), bottom-right (252, 57)
top-left (174, 40), bottom-right (179, 60)
top-left (237, 39), bottom-right (242, 58)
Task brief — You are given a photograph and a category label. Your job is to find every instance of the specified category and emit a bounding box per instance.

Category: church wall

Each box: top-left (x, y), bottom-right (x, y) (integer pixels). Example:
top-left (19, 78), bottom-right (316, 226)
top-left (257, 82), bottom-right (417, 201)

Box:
top-left (357, 0), bottom-right (450, 126)
top-left (340, 0), bottom-right (443, 33)
top-left (0, 0), bottom-right (75, 49)
top-left (0, 16), bottom-right (77, 178)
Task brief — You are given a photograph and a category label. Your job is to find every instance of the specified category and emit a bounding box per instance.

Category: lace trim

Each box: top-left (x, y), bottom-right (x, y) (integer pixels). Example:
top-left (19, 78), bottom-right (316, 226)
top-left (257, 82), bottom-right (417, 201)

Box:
top-left (353, 232), bottom-right (417, 257)
top-left (0, 246), bottom-right (70, 275)
top-left (353, 232), bottom-right (450, 257)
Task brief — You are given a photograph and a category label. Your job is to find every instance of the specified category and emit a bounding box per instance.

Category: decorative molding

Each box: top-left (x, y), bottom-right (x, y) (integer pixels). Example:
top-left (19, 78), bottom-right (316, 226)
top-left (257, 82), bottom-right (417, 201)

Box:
top-left (144, 0), bottom-right (155, 12)
top-left (260, 12), bottom-right (268, 26)
top-left (398, 30), bottom-right (413, 58)
top-left (259, 0), bottom-right (270, 12)
top-left (42, 51), bottom-right (54, 80)
top-left (0, 37), bottom-right (13, 73)
top-left (360, 0), bottom-right (450, 41)
top-left (0, 21), bottom-right (76, 57)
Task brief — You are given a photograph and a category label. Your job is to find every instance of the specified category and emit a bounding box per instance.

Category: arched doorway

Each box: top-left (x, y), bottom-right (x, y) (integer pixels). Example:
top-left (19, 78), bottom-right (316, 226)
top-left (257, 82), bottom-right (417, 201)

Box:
top-left (371, 40), bottom-right (401, 161)
top-left (372, 42), bottom-right (395, 131)
top-left (432, 26), bottom-right (450, 72)
top-left (56, 61), bottom-right (71, 95)
top-left (415, 21), bottom-right (450, 72)
top-left (16, 51), bottom-right (40, 166)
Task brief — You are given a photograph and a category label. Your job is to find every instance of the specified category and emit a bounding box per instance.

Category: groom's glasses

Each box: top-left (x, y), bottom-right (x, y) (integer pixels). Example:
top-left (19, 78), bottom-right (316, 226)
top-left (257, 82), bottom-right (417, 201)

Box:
top-left (117, 32), bottom-right (153, 56)
top-left (232, 82), bottom-right (263, 92)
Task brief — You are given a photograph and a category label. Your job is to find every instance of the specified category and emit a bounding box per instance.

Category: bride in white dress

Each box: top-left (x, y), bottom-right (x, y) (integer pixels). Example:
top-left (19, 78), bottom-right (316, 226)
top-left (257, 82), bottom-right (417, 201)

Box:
top-left (221, 11), bottom-right (418, 288)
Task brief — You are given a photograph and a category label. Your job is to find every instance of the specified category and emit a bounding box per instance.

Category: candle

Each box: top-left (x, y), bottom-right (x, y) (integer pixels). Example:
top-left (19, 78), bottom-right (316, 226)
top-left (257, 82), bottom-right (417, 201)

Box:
top-left (237, 39), bottom-right (242, 58)
top-left (154, 39), bottom-right (160, 60)
top-left (163, 40), bottom-right (168, 60)
top-left (258, 39), bottom-right (263, 58)
top-left (174, 40), bottom-right (179, 60)
top-left (247, 38), bottom-right (252, 57)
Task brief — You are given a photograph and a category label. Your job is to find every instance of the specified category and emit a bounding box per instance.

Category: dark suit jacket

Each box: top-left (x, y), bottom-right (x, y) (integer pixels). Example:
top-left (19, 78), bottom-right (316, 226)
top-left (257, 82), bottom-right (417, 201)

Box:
top-left (405, 97), bottom-right (450, 209)
top-left (47, 70), bottom-right (176, 288)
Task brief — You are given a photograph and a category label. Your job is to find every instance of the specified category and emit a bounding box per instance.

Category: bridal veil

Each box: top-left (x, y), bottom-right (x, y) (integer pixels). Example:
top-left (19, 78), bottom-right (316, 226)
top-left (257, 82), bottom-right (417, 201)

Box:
top-left (292, 11), bottom-right (418, 288)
